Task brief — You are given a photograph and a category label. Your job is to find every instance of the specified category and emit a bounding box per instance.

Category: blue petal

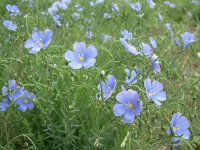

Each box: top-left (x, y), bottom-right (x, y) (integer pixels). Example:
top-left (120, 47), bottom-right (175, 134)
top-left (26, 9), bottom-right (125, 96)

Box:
top-left (11, 24), bottom-right (17, 31)
top-left (25, 39), bottom-right (36, 48)
top-left (42, 29), bottom-right (53, 49)
top-left (116, 91), bottom-right (130, 104)
top-left (83, 58), bottom-right (96, 69)
top-left (106, 75), bottom-right (116, 90)
top-left (133, 101), bottom-right (143, 116)
top-left (85, 45), bottom-right (98, 58)
top-left (73, 42), bottom-right (86, 53)
top-left (3, 20), bottom-right (12, 27)
top-left (8, 80), bottom-right (17, 90)
top-left (29, 93), bottom-right (35, 99)
top-left (167, 127), bottom-right (171, 135)
top-left (28, 101), bottom-right (34, 110)
top-left (116, 89), bottom-right (139, 104)
top-left (6, 4), bottom-right (12, 11)
top-left (64, 50), bottom-right (77, 61)
top-left (29, 47), bottom-right (41, 53)
top-left (113, 104), bottom-right (126, 116)
top-left (32, 31), bottom-right (43, 41)
top-left (176, 129), bottom-right (190, 139)
top-left (176, 116), bottom-right (190, 129)
top-left (69, 62), bottom-right (82, 69)
top-left (153, 92), bottom-right (166, 101)
top-left (173, 137), bottom-right (181, 146)
top-left (19, 102), bottom-right (27, 111)
top-left (152, 98), bottom-right (161, 106)
top-left (2, 86), bottom-right (7, 96)
top-left (152, 81), bottom-right (163, 92)
top-left (123, 111), bottom-right (135, 123)
top-left (144, 78), bottom-right (151, 92)
top-left (172, 113), bottom-right (182, 127)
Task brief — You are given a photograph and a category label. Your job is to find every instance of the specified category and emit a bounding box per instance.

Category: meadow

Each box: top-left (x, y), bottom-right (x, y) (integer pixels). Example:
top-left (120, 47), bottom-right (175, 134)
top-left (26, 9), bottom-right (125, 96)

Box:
top-left (0, 0), bottom-right (200, 149)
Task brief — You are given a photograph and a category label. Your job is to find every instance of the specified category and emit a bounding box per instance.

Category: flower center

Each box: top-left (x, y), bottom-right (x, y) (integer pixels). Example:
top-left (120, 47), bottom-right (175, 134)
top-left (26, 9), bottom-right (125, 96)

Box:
top-left (6, 104), bottom-right (9, 107)
top-left (173, 125), bottom-right (180, 132)
top-left (107, 87), bottom-right (114, 94)
top-left (128, 104), bottom-right (134, 110)
top-left (37, 38), bottom-right (44, 47)
top-left (39, 42), bottom-right (44, 46)
top-left (24, 100), bottom-right (28, 104)
top-left (148, 90), bottom-right (156, 97)
top-left (78, 53), bottom-right (85, 61)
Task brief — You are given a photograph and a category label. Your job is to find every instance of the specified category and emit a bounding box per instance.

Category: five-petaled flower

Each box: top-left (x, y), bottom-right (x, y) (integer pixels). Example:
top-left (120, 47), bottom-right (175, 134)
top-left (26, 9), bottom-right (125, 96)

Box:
top-left (97, 75), bottom-right (116, 101)
top-left (3, 20), bottom-right (17, 31)
top-left (181, 32), bottom-right (195, 48)
top-left (113, 89), bottom-right (143, 123)
top-left (144, 78), bottom-right (166, 105)
top-left (15, 90), bottom-right (34, 112)
top-left (167, 112), bottom-right (190, 146)
top-left (6, 4), bottom-right (21, 16)
top-left (64, 42), bottom-right (98, 69)
top-left (25, 29), bottom-right (53, 53)
top-left (121, 30), bottom-right (132, 41)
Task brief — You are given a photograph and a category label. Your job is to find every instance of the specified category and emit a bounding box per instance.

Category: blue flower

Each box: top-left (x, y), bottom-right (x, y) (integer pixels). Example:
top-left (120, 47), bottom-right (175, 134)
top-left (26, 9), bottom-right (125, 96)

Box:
top-left (121, 30), bottom-right (132, 40)
top-left (112, 3), bottom-right (119, 12)
top-left (192, 0), bottom-right (199, 5)
top-left (167, 112), bottom-right (190, 146)
top-left (15, 90), bottom-right (34, 112)
top-left (52, 14), bottom-right (63, 26)
top-left (164, 1), bottom-right (176, 8)
top-left (6, 4), bottom-right (21, 16)
top-left (7, 80), bottom-right (24, 101)
top-left (187, 12), bottom-right (192, 18)
top-left (64, 42), bottom-right (98, 69)
top-left (150, 37), bottom-right (157, 48)
top-left (77, 8), bottom-right (84, 12)
top-left (85, 30), bottom-right (93, 38)
top-left (181, 32), bottom-right (195, 48)
top-left (165, 23), bottom-right (172, 31)
top-left (3, 20), bottom-right (17, 31)
top-left (97, 75), bottom-right (116, 101)
top-left (138, 13), bottom-right (145, 18)
top-left (130, 2), bottom-right (141, 12)
top-left (144, 79), bottom-right (166, 105)
top-left (151, 54), bottom-right (161, 74)
top-left (147, 0), bottom-right (155, 8)
top-left (0, 98), bottom-right (10, 112)
top-left (74, 4), bottom-right (80, 8)
top-left (120, 38), bottom-right (139, 55)
top-left (72, 12), bottom-right (80, 20)
top-left (2, 86), bottom-right (8, 96)
top-left (138, 43), bottom-right (153, 57)
top-left (158, 13), bottom-right (163, 21)
top-left (113, 89), bottom-right (143, 123)
top-left (48, 6), bottom-right (58, 16)
top-left (25, 29), bottom-right (53, 53)
top-left (101, 34), bottom-right (112, 42)
top-left (125, 69), bottom-right (137, 86)
top-left (104, 13), bottom-right (111, 19)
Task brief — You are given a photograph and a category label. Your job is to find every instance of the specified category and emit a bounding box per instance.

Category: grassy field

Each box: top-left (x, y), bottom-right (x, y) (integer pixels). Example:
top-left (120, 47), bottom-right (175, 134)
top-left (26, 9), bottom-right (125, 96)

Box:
top-left (0, 0), bottom-right (200, 149)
